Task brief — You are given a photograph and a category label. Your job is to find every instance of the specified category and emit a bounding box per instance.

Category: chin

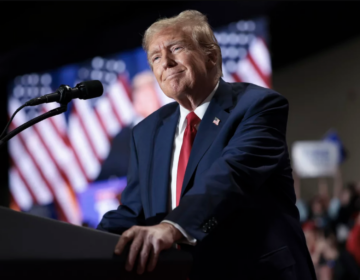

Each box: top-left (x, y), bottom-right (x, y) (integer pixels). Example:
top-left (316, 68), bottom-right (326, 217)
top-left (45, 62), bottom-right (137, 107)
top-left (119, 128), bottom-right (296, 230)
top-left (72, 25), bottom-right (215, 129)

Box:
top-left (162, 85), bottom-right (184, 100)
top-left (163, 90), bottom-right (180, 101)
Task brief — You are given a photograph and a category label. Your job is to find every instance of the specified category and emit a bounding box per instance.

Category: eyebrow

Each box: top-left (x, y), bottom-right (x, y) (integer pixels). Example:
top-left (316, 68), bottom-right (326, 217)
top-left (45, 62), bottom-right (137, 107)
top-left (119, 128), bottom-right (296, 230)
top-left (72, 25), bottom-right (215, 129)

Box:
top-left (148, 40), bottom-right (186, 59)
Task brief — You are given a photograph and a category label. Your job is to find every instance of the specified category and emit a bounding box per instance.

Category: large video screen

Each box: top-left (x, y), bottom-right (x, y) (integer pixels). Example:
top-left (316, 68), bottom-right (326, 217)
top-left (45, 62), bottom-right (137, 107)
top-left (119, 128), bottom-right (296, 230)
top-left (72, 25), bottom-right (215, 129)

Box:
top-left (7, 17), bottom-right (271, 227)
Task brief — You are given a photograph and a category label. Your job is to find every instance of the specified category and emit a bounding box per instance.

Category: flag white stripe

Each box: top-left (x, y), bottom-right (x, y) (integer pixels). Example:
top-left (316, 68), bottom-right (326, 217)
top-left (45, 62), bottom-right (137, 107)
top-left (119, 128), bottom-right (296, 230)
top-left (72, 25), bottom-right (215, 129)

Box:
top-left (43, 103), bottom-right (67, 134)
top-left (248, 38), bottom-right (272, 77)
top-left (236, 58), bottom-right (268, 88)
top-left (9, 136), bottom-right (53, 205)
top-left (96, 96), bottom-right (121, 137)
top-left (22, 122), bottom-right (79, 224)
top-left (36, 119), bottom-right (88, 192)
top-left (74, 99), bottom-right (110, 160)
top-left (9, 168), bottom-right (33, 211)
top-left (108, 81), bottom-right (135, 125)
top-left (53, 183), bottom-right (81, 225)
top-left (43, 104), bottom-right (90, 182)
top-left (68, 115), bottom-right (100, 180)
top-left (10, 99), bottom-right (87, 193)
top-left (221, 64), bottom-right (236, 83)
top-left (9, 99), bottom-right (80, 224)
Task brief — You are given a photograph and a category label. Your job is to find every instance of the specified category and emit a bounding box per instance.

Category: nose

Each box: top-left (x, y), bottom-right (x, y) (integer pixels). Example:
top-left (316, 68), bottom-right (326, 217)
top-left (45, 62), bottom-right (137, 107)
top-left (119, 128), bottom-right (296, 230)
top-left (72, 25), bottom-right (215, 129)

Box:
top-left (161, 51), bottom-right (176, 69)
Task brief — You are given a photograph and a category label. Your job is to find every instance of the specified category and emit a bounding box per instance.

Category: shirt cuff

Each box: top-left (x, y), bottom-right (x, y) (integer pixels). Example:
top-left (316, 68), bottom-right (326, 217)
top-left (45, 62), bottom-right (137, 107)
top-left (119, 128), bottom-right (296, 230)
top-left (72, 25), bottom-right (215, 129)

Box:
top-left (161, 220), bottom-right (197, 246)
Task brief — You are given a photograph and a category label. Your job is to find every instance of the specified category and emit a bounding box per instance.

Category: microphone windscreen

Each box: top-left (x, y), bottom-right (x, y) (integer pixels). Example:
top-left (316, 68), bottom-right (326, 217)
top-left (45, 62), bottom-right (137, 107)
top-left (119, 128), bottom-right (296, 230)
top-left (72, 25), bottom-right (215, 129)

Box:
top-left (77, 80), bottom-right (104, 100)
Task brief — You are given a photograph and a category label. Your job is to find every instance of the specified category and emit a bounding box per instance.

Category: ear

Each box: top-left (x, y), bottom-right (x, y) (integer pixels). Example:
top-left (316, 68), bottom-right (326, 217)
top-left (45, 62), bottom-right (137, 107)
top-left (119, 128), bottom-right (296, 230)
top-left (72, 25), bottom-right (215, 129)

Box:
top-left (206, 49), bottom-right (218, 69)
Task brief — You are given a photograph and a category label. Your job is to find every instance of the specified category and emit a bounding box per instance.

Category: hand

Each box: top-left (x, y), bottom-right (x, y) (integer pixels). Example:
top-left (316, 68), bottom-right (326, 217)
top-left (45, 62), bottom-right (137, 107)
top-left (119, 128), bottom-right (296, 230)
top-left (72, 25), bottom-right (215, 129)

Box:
top-left (114, 223), bottom-right (183, 274)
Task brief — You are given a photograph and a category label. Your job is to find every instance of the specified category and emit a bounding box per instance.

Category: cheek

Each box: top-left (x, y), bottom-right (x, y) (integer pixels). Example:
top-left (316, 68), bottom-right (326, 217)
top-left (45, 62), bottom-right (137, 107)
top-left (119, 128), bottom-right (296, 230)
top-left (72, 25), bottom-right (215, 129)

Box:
top-left (153, 67), bottom-right (162, 83)
top-left (189, 57), bottom-right (207, 75)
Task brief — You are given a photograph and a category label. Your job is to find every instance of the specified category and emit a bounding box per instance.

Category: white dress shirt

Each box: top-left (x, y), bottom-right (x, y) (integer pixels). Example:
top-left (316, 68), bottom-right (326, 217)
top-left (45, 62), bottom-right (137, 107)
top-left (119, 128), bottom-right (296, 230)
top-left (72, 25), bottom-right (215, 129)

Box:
top-left (162, 81), bottom-right (220, 245)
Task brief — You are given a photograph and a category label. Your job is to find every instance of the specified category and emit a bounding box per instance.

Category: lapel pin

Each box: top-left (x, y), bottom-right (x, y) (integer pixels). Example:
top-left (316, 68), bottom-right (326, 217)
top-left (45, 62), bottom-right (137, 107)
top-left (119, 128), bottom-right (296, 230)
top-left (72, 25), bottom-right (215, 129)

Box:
top-left (213, 117), bottom-right (220, 126)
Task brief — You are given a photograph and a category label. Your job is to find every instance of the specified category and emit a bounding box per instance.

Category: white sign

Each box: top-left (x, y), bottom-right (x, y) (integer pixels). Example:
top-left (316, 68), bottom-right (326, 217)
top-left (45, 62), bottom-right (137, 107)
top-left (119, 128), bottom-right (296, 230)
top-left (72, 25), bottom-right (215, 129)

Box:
top-left (292, 141), bottom-right (339, 178)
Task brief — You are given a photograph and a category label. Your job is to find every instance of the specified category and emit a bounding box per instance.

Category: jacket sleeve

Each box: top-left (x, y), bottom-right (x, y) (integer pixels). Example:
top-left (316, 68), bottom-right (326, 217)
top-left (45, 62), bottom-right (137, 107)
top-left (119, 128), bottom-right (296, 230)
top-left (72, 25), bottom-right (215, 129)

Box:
top-left (164, 92), bottom-right (290, 242)
top-left (96, 129), bottom-right (145, 234)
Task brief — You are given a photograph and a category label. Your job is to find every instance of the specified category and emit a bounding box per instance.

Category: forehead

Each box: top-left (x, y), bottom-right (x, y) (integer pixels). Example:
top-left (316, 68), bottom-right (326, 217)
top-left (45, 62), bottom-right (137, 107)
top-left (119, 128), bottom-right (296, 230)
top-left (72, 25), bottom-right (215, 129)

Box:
top-left (148, 27), bottom-right (191, 52)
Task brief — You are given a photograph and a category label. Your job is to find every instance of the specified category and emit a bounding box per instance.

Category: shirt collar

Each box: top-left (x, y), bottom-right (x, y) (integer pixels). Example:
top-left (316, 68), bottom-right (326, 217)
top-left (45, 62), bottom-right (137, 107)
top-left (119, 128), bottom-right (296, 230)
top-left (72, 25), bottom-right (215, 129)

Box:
top-left (178, 80), bottom-right (220, 132)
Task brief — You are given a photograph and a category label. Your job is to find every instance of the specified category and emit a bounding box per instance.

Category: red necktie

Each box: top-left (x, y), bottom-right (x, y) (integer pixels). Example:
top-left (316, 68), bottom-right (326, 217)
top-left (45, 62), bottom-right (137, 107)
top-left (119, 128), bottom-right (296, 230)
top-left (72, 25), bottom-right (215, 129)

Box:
top-left (176, 112), bottom-right (201, 207)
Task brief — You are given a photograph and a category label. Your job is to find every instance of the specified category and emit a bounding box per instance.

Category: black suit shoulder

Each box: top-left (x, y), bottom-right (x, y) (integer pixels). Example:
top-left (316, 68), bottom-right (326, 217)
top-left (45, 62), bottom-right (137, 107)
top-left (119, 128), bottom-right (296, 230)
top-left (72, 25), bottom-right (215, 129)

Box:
top-left (226, 82), bottom-right (288, 117)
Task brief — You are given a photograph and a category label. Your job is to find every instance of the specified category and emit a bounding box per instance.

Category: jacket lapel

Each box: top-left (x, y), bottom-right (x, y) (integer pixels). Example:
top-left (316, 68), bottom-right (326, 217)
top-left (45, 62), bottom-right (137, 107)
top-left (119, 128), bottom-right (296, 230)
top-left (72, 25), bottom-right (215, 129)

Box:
top-left (150, 105), bottom-right (179, 215)
top-left (181, 79), bottom-right (234, 197)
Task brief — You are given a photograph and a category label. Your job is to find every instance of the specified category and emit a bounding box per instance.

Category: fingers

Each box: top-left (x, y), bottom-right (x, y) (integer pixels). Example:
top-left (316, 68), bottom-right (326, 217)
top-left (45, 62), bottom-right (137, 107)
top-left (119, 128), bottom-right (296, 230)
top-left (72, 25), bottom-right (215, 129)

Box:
top-left (114, 228), bottom-right (135, 255)
top-left (137, 241), bottom-right (152, 274)
top-left (126, 232), bottom-right (144, 272)
top-left (147, 241), bottom-right (160, 272)
top-left (115, 225), bottom-right (169, 274)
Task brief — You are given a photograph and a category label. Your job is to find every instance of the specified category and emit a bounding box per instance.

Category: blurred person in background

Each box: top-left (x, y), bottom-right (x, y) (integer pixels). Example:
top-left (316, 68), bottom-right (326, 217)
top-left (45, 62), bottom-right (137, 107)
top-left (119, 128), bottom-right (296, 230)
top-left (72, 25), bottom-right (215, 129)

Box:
top-left (334, 209), bottom-right (360, 280)
top-left (334, 182), bottom-right (359, 245)
top-left (302, 221), bottom-right (318, 264)
top-left (294, 171), bottom-right (309, 223)
top-left (297, 166), bottom-right (360, 279)
top-left (316, 230), bottom-right (338, 280)
top-left (95, 71), bottom-right (161, 181)
top-left (327, 169), bottom-right (342, 223)
top-left (302, 221), bottom-right (338, 280)
top-left (309, 192), bottom-right (330, 230)
top-left (346, 213), bottom-right (360, 267)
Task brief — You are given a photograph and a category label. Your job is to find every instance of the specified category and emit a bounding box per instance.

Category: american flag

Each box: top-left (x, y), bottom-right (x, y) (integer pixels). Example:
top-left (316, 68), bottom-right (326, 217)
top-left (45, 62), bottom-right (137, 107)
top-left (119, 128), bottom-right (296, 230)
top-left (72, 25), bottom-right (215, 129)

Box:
top-left (213, 117), bottom-right (220, 126)
top-left (7, 17), bottom-right (271, 225)
top-left (216, 17), bottom-right (272, 88)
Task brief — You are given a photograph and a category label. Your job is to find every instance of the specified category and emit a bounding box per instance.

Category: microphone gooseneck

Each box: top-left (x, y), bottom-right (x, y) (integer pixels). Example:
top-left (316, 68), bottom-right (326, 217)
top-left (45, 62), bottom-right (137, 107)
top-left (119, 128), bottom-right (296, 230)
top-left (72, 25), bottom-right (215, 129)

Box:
top-left (25, 80), bottom-right (104, 106)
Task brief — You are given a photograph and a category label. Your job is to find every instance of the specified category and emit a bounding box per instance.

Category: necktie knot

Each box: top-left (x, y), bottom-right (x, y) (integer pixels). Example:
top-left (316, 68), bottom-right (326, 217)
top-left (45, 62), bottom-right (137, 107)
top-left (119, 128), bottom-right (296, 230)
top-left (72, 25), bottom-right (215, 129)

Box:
top-left (186, 112), bottom-right (201, 128)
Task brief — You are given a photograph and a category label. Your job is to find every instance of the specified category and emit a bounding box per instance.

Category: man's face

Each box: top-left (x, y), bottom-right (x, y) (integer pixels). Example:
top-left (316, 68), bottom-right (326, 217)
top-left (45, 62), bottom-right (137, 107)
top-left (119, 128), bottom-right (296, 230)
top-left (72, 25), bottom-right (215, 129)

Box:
top-left (148, 27), bottom-right (210, 101)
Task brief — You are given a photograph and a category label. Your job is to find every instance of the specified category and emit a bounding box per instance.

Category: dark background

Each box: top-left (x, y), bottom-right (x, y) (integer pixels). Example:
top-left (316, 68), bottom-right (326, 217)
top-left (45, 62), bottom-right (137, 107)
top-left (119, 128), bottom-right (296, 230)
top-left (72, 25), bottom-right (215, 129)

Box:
top-left (1, 1), bottom-right (360, 207)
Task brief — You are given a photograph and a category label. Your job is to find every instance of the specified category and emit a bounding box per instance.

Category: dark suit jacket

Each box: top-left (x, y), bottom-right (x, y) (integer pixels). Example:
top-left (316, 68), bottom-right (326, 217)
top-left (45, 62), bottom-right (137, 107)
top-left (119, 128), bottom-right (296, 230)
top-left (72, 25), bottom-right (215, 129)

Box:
top-left (97, 79), bottom-right (317, 280)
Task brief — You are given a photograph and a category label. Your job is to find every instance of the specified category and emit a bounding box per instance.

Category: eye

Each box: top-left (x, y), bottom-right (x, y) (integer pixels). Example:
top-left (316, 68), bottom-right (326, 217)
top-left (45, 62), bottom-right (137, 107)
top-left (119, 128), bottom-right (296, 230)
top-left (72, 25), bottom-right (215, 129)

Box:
top-left (173, 46), bottom-right (182, 52)
top-left (153, 56), bottom-right (160, 62)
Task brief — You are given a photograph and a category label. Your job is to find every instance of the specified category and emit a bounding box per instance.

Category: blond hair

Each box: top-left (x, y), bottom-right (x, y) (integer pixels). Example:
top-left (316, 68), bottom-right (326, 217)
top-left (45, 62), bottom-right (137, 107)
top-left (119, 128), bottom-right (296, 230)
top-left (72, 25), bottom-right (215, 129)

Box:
top-left (142, 10), bottom-right (223, 77)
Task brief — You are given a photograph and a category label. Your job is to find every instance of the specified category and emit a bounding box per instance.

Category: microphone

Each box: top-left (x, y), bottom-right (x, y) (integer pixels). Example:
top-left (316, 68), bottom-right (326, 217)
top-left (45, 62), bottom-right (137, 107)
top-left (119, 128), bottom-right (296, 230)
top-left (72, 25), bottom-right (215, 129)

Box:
top-left (25, 80), bottom-right (104, 106)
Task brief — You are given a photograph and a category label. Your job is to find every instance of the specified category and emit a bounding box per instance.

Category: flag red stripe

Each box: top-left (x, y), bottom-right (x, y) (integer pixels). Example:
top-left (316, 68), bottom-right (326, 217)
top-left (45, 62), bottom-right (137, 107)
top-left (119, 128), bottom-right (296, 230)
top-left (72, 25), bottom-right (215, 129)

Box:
top-left (11, 160), bottom-right (38, 205)
top-left (118, 75), bottom-right (132, 101)
top-left (71, 105), bottom-right (102, 163)
top-left (247, 53), bottom-right (271, 88)
top-left (9, 194), bottom-right (20, 211)
top-left (94, 107), bottom-right (111, 142)
top-left (231, 73), bottom-right (242, 83)
top-left (10, 124), bottom-right (69, 222)
top-left (31, 124), bottom-right (80, 215)
top-left (33, 124), bottom-right (73, 186)
top-left (108, 94), bottom-right (125, 128)
top-left (47, 116), bottom-right (90, 182)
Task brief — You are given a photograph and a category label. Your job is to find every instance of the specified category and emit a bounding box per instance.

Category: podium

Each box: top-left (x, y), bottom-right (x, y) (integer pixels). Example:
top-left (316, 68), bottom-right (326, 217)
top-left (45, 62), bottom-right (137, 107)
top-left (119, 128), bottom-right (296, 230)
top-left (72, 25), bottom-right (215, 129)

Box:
top-left (0, 207), bottom-right (192, 279)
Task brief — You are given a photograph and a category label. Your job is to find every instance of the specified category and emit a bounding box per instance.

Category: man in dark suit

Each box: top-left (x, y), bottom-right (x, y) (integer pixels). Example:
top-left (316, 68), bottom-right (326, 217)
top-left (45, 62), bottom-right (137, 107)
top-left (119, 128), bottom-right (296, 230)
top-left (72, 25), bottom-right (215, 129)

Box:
top-left (97, 10), bottom-right (317, 280)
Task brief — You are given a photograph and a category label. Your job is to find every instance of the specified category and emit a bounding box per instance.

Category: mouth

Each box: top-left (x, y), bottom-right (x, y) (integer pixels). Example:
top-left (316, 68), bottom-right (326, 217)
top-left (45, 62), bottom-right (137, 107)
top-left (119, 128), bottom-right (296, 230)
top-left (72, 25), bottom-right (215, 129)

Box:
top-left (165, 70), bottom-right (184, 81)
